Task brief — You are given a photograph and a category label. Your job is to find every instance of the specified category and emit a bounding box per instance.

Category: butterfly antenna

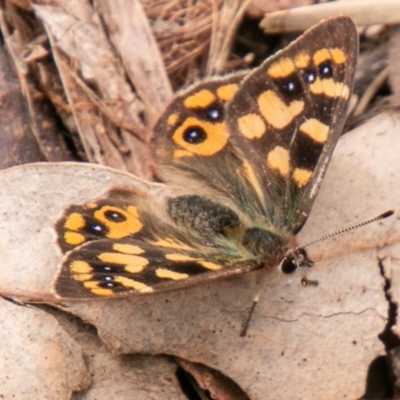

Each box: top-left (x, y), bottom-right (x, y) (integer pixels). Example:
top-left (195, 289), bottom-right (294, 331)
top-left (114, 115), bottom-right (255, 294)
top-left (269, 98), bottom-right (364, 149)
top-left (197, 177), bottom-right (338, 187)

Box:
top-left (303, 210), bottom-right (394, 249)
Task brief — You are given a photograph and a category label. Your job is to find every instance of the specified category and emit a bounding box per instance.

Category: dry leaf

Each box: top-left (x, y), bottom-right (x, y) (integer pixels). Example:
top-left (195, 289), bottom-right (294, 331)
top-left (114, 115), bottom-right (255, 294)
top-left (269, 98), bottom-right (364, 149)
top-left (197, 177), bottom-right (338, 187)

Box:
top-left (0, 111), bottom-right (399, 398)
top-left (0, 163), bottom-right (142, 300)
top-left (0, 298), bottom-right (90, 398)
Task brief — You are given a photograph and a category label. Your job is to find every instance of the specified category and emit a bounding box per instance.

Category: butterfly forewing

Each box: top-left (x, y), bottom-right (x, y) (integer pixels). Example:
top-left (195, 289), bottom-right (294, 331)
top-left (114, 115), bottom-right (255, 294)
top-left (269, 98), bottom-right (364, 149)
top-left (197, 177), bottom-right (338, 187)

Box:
top-left (227, 16), bottom-right (358, 233)
top-left (151, 73), bottom-right (262, 217)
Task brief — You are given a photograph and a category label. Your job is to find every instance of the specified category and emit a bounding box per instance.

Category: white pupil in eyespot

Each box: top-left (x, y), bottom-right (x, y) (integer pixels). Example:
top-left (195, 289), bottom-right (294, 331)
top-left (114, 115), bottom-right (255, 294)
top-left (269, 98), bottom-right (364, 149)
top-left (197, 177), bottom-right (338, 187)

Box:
top-left (208, 109), bottom-right (220, 120)
top-left (306, 73), bottom-right (315, 83)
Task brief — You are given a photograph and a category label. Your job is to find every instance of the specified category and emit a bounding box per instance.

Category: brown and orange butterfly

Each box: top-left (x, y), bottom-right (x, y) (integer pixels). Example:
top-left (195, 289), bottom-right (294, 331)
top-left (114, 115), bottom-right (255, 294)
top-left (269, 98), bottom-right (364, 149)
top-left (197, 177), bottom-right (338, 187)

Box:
top-left (53, 16), bottom-right (358, 299)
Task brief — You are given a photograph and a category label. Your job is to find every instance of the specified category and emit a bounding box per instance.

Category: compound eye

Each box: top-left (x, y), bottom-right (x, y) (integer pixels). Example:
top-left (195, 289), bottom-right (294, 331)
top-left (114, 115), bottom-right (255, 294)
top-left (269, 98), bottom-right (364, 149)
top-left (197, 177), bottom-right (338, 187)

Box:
top-left (280, 256), bottom-right (297, 274)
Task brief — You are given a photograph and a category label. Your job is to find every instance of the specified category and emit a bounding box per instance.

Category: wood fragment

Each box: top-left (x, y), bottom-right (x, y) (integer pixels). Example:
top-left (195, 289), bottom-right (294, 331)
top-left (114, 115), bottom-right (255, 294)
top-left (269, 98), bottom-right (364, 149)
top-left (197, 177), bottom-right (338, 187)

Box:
top-left (260, 0), bottom-right (400, 34)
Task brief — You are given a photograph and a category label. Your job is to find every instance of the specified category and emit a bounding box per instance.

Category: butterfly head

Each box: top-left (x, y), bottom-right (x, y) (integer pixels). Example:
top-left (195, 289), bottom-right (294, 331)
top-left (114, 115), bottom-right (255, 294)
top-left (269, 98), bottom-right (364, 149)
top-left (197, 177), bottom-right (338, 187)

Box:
top-left (279, 247), bottom-right (314, 284)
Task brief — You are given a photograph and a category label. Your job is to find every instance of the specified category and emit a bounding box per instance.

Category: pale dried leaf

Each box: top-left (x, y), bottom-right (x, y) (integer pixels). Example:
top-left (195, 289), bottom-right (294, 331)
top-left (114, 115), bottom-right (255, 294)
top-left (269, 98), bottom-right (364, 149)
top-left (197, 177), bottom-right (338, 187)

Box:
top-left (74, 353), bottom-right (186, 400)
top-left (0, 298), bottom-right (90, 399)
top-left (0, 163), bottom-right (142, 300)
top-left (66, 316), bottom-right (186, 400)
top-left (0, 112), bottom-right (399, 398)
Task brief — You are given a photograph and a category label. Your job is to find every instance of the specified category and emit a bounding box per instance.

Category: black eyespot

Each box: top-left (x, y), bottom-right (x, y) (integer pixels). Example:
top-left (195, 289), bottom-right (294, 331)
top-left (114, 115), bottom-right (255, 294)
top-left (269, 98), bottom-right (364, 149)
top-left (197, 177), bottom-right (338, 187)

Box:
top-left (280, 256), bottom-right (297, 274)
top-left (183, 126), bottom-right (207, 144)
top-left (99, 276), bottom-right (115, 288)
top-left (319, 61), bottom-right (333, 78)
top-left (284, 80), bottom-right (296, 92)
top-left (90, 223), bottom-right (104, 233)
top-left (104, 210), bottom-right (126, 222)
top-left (305, 70), bottom-right (316, 83)
top-left (206, 104), bottom-right (224, 122)
top-left (98, 265), bottom-right (119, 274)
top-left (279, 75), bottom-right (302, 96)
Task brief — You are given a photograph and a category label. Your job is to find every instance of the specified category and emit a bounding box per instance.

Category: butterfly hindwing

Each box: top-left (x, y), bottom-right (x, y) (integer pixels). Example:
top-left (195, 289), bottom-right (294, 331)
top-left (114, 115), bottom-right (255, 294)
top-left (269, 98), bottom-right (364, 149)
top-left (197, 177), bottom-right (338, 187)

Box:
top-left (54, 186), bottom-right (259, 298)
top-left (55, 187), bottom-right (159, 254)
top-left (55, 237), bottom-right (260, 298)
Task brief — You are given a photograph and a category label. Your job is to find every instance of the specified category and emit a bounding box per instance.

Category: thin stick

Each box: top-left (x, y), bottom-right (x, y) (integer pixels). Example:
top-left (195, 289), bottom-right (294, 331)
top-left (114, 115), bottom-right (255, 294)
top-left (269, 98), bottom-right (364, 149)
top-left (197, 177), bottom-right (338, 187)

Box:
top-left (240, 291), bottom-right (260, 337)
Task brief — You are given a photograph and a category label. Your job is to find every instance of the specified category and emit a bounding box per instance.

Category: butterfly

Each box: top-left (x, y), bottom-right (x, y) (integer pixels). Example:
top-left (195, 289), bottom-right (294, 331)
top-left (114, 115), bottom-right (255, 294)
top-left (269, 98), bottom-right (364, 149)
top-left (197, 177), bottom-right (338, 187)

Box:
top-left (53, 16), bottom-right (358, 299)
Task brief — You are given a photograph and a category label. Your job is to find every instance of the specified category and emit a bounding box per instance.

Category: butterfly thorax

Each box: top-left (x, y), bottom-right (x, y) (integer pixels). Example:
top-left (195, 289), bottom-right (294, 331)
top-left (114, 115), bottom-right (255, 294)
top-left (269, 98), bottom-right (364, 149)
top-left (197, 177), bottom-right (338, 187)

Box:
top-left (243, 227), bottom-right (289, 263)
